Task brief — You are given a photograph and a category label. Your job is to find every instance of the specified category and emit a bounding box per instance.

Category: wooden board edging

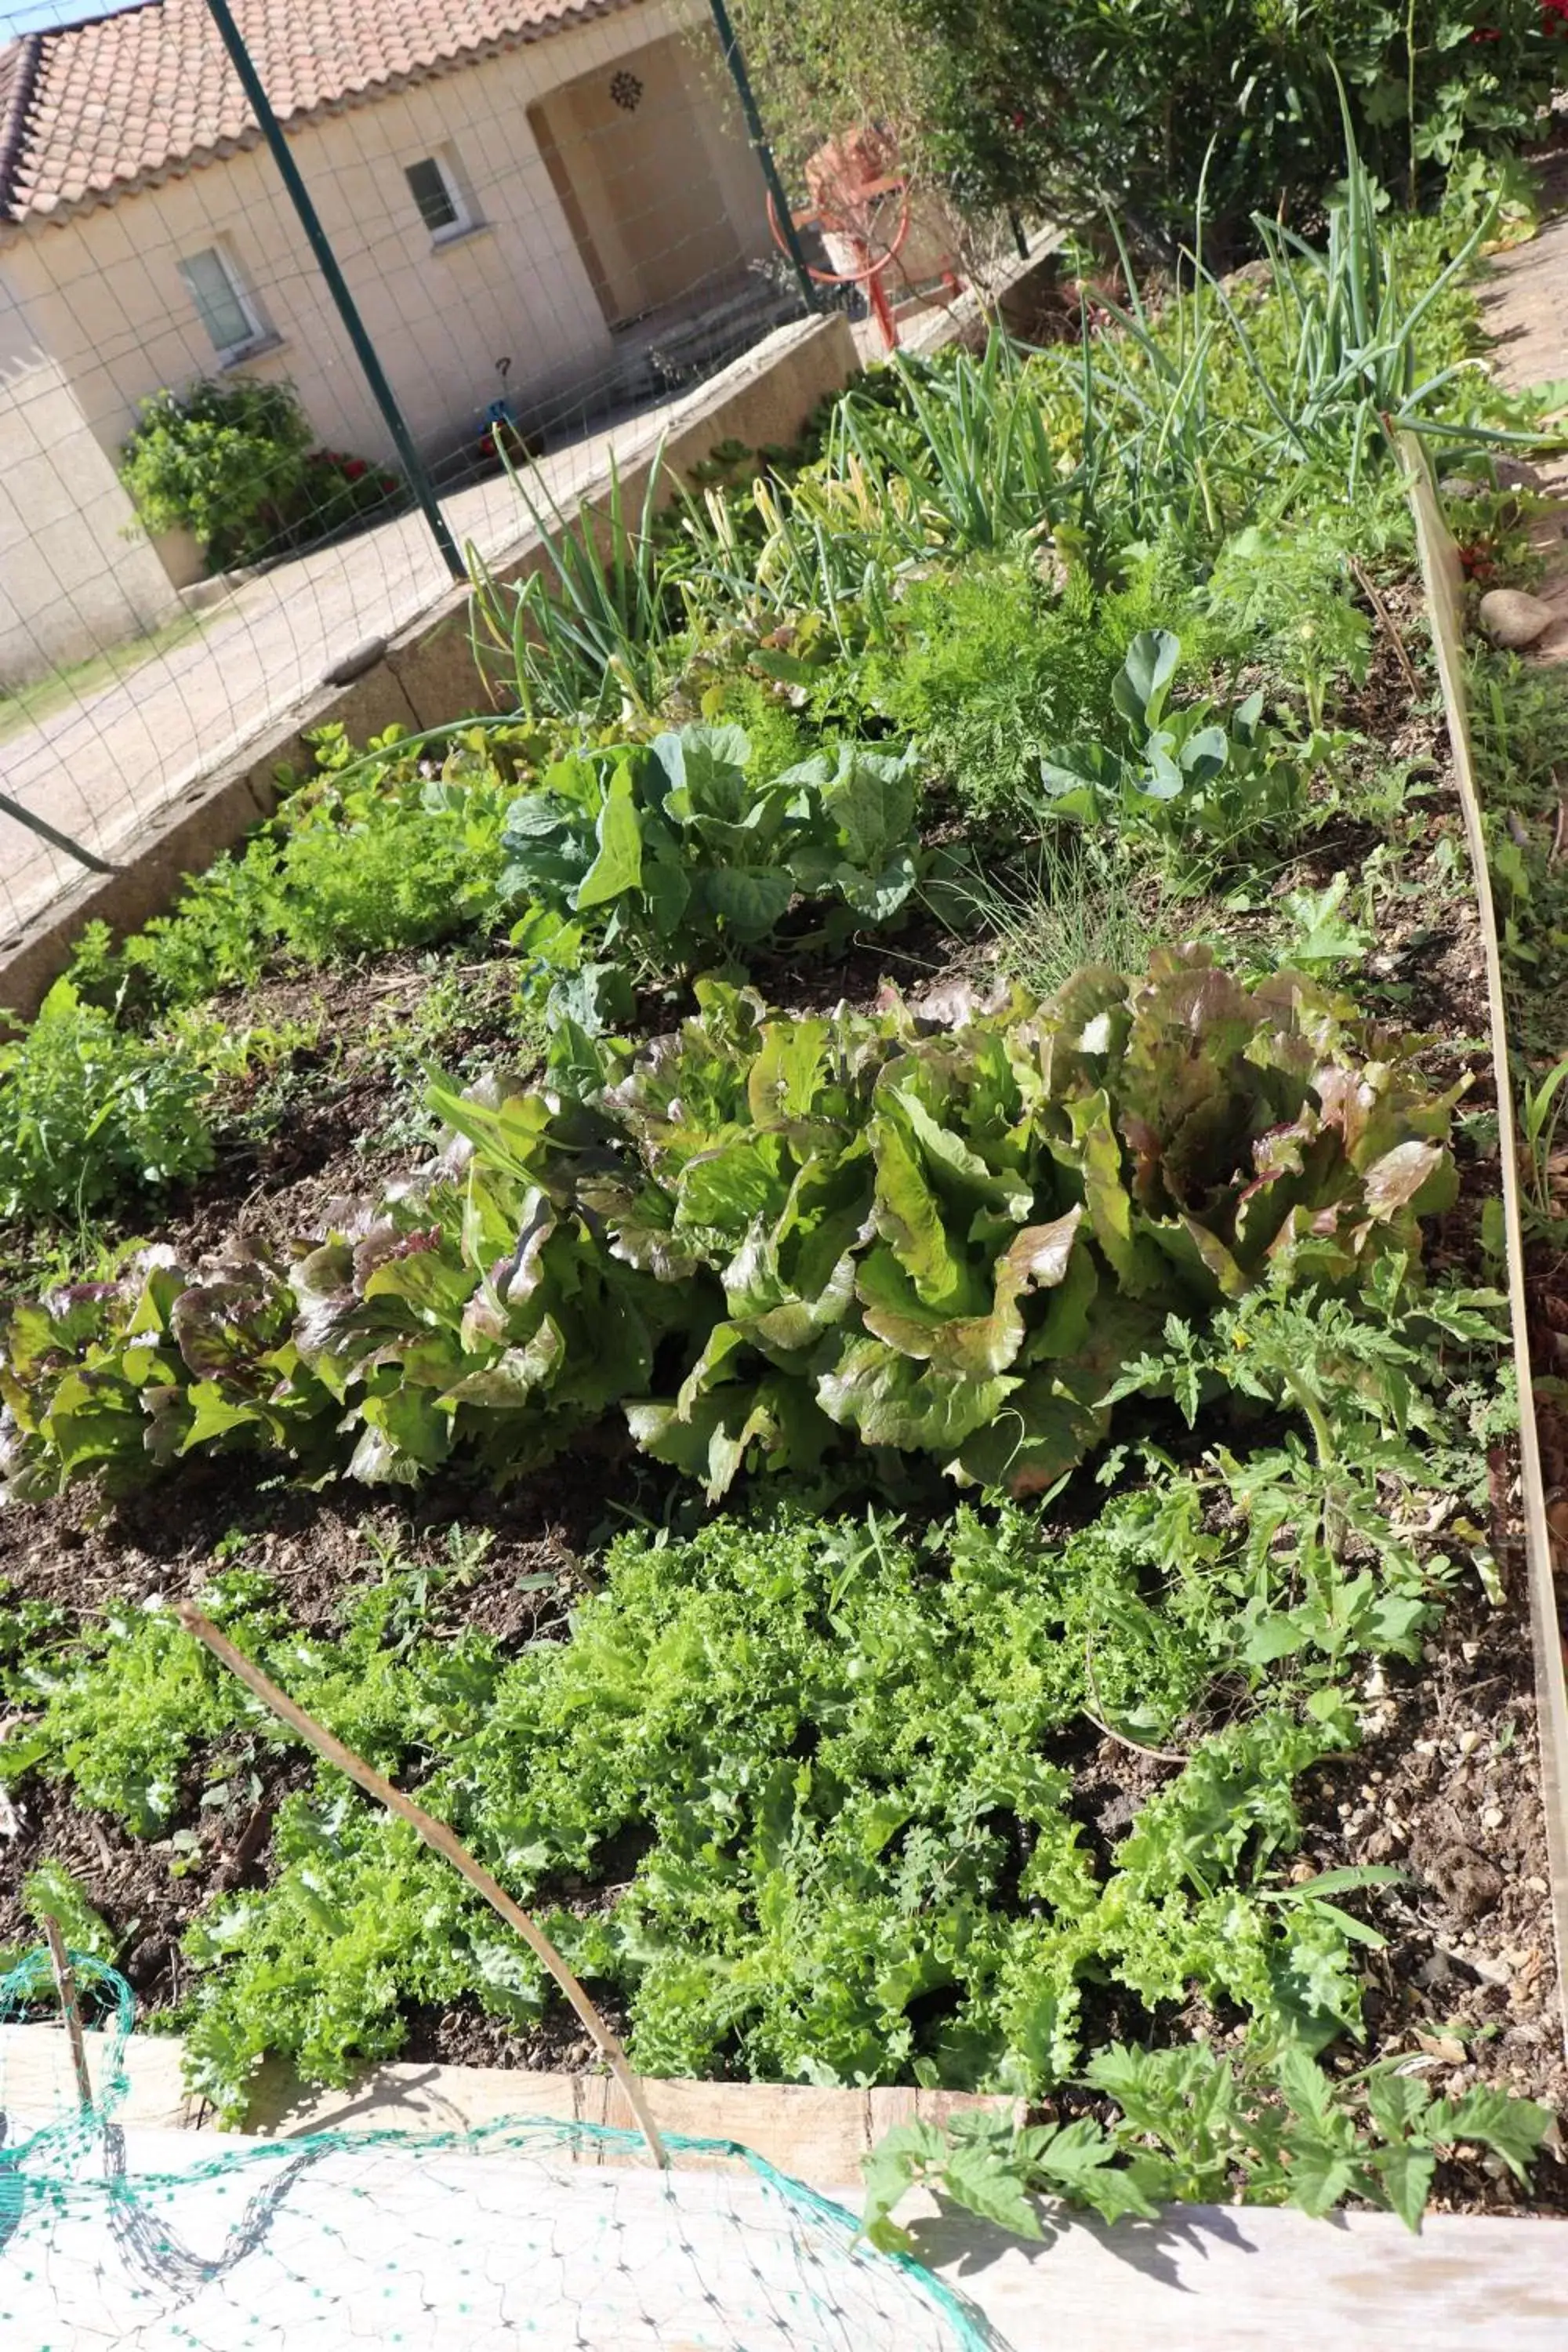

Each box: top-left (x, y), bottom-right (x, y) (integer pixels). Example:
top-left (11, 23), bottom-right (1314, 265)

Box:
top-left (1402, 430), bottom-right (1568, 2056)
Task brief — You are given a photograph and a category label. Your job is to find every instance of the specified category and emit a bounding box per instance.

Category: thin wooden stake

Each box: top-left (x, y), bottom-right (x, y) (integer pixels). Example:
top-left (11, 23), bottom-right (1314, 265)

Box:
top-left (176, 1602), bottom-right (668, 2169)
top-left (40, 1913), bottom-right (93, 2112)
top-left (1350, 555), bottom-right (1421, 700)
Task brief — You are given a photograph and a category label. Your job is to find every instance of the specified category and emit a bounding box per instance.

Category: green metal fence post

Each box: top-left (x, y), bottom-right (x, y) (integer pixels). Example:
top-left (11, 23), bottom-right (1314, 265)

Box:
top-left (705, 0), bottom-right (819, 317)
top-left (198, 0), bottom-right (466, 583)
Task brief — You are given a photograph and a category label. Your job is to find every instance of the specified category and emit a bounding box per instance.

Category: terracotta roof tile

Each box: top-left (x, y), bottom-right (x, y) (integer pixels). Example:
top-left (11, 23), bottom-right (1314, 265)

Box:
top-left (0, 0), bottom-right (637, 223)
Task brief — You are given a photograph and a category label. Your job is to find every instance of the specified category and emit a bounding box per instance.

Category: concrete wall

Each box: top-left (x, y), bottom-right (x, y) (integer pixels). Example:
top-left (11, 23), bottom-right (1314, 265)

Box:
top-left (0, 265), bottom-right (180, 686)
top-left (0, 2), bottom-right (768, 579)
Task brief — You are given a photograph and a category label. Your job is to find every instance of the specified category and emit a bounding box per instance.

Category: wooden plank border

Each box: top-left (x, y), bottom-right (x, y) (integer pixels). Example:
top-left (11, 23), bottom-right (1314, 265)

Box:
top-left (1402, 430), bottom-right (1568, 2053)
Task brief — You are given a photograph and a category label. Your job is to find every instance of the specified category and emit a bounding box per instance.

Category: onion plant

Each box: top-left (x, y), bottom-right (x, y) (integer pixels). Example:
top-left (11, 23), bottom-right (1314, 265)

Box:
top-left (469, 446), bottom-right (679, 723)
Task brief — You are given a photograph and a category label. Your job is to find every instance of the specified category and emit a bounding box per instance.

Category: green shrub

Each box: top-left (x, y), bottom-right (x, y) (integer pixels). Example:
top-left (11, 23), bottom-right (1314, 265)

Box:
top-left (735, 0), bottom-right (1564, 258)
top-left (118, 381), bottom-right (398, 570)
top-left (0, 978), bottom-right (213, 1224)
top-left (119, 378), bottom-right (314, 570)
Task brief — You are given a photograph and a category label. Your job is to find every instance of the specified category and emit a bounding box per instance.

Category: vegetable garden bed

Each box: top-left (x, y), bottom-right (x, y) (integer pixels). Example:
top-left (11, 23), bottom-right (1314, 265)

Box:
top-left (3, 132), bottom-right (1568, 2253)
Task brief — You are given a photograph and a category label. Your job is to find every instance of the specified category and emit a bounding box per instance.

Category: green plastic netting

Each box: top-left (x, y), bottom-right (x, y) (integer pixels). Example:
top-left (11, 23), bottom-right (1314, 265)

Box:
top-left (0, 1951), bottom-right (1000, 2350)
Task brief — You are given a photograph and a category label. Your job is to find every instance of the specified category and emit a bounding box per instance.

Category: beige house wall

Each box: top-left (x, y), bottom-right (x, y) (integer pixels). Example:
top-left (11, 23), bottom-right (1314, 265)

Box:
top-left (0, 267), bottom-right (179, 687)
top-left (528, 31), bottom-right (757, 326)
top-left (0, 1), bottom-right (768, 589)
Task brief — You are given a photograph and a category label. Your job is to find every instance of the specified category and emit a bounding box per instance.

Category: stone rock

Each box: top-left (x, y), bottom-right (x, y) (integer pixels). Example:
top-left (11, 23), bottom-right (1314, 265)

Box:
top-left (321, 637), bottom-right (388, 688)
top-left (1479, 587), bottom-right (1554, 649)
top-left (1439, 474), bottom-right (1484, 501)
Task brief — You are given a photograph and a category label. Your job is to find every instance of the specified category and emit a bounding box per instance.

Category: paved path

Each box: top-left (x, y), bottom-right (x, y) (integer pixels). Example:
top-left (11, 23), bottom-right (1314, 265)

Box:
top-left (0, 394), bottom-right (681, 942)
top-left (1476, 146), bottom-right (1568, 406)
top-left (1474, 153), bottom-right (1568, 659)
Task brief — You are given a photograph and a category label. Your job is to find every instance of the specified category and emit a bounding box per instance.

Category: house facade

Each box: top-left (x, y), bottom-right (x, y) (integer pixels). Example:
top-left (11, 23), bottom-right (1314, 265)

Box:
top-left (0, 0), bottom-right (769, 684)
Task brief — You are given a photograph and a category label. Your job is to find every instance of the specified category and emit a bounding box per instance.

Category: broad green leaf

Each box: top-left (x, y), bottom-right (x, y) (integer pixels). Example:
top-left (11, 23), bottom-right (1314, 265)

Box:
top-left (1364, 2067), bottom-right (1431, 2145)
top-left (857, 1210), bottom-right (1083, 1378)
top-left (862, 2118), bottom-right (946, 2250)
top-left (1033, 2120), bottom-right (1161, 2223)
top-left (821, 744), bottom-right (917, 873)
top-left (815, 1338), bottom-right (1016, 1450)
top-left (953, 1376), bottom-right (1105, 1495)
top-left (1370, 2140), bottom-right (1436, 2232)
top-left (1282, 2132), bottom-right (1359, 2216)
top-left (179, 1383), bottom-right (263, 1453)
top-left (575, 764), bottom-right (644, 909)
top-left (870, 1111), bottom-right (970, 1309)
top-left (837, 851), bottom-right (920, 923)
top-left (942, 2140), bottom-right (1046, 2241)
top-left (747, 1019), bottom-right (830, 1126)
top-left (1428, 2086), bottom-right (1553, 2182)
top-left (699, 866), bottom-right (794, 940)
top-left (1067, 1091), bottom-right (1140, 1285)
top-left (650, 723), bottom-right (752, 822)
top-left (1112, 629), bottom-right (1181, 730)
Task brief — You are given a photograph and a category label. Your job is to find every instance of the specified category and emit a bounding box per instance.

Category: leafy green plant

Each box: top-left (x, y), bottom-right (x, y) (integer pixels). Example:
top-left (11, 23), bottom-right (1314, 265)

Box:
top-left (74, 728), bottom-right (515, 1018)
top-left (853, 560), bottom-right (1140, 822)
top-left (0, 1497), bottom-right (1425, 2115)
top-left (1109, 1268), bottom-right (1498, 1671)
top-left (10, 1859), bottom-right (122, 1969)
top-left (119, 377), bottom-right (314, 570)
top-left (497, 721), bottom-right (920, 973)
top-left (863, 2036), bottom-right (1552, 2246)
top-left (1199, 522), bottom-right (1375, 728)
top-left (1277, 873), bottom-right (1376, 976)
top-left (1036, 630), bottom-right (1306, 879)
top-left (0, 978), bottom-right (214, 1224)
top-left (0, 949), bottom-right (1461, 1504)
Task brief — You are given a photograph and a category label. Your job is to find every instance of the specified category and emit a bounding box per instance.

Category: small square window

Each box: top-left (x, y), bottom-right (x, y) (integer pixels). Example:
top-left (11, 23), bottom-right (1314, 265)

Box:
top-left (405, 155), bottom-right (469, 238)
top-left (178, 246), bottom-right (262, 357)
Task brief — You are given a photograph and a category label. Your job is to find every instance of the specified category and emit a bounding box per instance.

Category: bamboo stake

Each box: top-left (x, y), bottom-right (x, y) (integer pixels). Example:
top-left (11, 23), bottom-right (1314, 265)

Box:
top-left (1349, 554), bottom-right (1421, 699)
top-left (176, 1602), bottom-right (668, 2167)
top-left (40, 1914), bottom-right (93, 2112)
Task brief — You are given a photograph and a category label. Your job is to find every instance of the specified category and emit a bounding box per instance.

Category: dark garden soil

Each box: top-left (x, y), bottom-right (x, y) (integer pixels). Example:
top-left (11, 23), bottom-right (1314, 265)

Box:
top-left (1, 575), bottom-right (1566, 2216)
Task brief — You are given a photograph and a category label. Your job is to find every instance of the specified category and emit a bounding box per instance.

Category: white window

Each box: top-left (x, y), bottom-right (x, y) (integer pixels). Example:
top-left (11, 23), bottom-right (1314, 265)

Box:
top-left (405, 154), bottom-right (470, 240)
top-left (178, 246), bottom-right (263, 359)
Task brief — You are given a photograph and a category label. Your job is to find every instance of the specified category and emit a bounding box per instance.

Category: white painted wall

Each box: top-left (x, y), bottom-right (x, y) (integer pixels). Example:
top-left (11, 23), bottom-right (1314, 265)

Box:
top-left (0, 263), bottom-right (179, 689)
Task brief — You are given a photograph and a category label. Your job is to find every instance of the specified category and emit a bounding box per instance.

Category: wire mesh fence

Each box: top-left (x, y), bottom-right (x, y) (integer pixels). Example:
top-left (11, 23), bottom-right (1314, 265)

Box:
top-left (0, 1951), bottom-right (999, 2350)
top-left (0, 0), bottom-right (840, 946)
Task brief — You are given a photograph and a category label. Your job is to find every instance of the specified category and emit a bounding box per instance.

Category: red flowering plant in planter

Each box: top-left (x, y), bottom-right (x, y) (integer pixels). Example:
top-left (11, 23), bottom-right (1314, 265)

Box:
top-left (292, 447), bottom-right (405, 542)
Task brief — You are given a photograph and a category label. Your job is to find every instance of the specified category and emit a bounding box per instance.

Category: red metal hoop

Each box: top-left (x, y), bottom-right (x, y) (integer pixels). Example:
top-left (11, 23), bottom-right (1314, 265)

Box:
top-left (765, 181), bottom-right (914, 287)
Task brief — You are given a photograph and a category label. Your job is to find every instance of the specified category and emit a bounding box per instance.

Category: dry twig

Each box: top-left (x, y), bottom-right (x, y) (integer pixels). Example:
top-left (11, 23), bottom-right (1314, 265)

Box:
top-left (177, 1602), bottom-right (668, 2168)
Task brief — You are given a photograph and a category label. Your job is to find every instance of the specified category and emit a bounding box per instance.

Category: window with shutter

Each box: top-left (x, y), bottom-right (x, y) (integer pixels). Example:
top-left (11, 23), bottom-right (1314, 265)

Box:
top-left (177, 248), bottom-right (260, 356)
top-left (405, 156), bottom-right (468, 237)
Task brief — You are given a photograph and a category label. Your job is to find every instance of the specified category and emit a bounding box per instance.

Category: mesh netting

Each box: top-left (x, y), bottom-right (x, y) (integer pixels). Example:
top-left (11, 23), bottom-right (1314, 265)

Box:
top-left (0, 1952), bottom-right (996, 2351)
